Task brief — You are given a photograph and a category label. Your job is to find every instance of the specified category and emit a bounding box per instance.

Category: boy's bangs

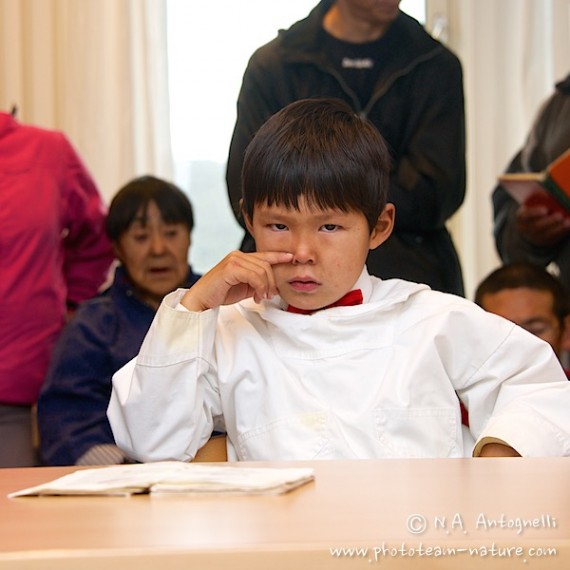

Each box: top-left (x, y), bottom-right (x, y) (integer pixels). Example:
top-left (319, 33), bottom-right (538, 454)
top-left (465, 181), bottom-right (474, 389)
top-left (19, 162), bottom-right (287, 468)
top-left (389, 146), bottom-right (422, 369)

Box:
top-left (254, 150), bottom-right (364, 214)
top-left (263, 175), bottom-right (355, 214)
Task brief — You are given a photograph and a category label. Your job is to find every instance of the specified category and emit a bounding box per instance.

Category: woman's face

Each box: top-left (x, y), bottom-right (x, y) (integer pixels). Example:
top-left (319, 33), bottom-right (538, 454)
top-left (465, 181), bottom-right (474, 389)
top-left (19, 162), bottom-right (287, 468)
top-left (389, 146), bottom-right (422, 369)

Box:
top-left (114, 201), bottom-right (190, 309)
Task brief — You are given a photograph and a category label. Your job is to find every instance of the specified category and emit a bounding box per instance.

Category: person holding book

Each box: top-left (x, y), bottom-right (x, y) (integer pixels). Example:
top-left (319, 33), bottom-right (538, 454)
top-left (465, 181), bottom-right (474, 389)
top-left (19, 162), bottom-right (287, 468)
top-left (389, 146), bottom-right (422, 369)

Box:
top-left (493, 73), bottom-right (570, 286)
top-left (37, 176), bottom-right (201, 466)
top-left (108, 98), bottom-right (570, 463)
top-left (475, 262), bottom-right (570, 375)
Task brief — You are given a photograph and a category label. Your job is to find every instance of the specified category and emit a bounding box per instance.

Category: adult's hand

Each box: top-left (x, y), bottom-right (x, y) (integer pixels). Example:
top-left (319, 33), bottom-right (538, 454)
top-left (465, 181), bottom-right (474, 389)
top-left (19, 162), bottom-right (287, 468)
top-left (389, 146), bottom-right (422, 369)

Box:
top-left (516, 204), bottom-right (570, 247)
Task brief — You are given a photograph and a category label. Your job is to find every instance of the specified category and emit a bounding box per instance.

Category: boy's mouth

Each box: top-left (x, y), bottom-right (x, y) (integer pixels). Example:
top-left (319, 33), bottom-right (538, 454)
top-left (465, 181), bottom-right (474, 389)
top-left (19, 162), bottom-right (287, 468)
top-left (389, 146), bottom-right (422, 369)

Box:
top-left (288, 278), bottom-right (320, 293)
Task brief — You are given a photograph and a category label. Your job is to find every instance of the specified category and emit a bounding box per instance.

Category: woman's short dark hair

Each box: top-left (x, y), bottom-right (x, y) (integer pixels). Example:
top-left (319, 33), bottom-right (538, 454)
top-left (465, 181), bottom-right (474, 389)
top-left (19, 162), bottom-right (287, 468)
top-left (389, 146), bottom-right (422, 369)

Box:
top-left (241, 98), bottom-right (391, 232)
top-left (105, 175), bottom-right (194, 241)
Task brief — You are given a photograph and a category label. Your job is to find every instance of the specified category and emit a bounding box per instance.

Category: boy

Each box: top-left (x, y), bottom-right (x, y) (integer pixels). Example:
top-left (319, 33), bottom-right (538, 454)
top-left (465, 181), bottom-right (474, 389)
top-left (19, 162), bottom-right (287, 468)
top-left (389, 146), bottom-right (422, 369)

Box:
top-left (108, 98), bottom-right (570, 462)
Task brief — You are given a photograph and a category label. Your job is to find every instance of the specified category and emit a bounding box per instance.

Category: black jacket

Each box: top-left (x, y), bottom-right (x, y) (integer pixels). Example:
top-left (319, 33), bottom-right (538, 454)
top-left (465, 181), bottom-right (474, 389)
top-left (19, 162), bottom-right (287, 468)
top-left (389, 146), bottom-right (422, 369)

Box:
top-left (227, 0), bottom-right (466, 295)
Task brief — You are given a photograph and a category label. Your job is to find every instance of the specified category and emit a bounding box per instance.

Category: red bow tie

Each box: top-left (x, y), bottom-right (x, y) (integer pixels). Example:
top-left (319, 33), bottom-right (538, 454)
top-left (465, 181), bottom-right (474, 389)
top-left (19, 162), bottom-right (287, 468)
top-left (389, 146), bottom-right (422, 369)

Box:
top-left (286, 289), bottom-right (363, 315)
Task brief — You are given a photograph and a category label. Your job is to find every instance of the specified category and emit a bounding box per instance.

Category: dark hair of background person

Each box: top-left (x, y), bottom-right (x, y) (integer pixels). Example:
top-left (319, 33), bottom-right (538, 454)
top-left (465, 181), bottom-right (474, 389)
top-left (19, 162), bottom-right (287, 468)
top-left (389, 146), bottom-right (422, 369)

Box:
top-left (105, 175), bottom-right (194, 241)
top-left (474, 262), bottom-right (569, 326)
top-left (241, 98), bottom-right (391, 233)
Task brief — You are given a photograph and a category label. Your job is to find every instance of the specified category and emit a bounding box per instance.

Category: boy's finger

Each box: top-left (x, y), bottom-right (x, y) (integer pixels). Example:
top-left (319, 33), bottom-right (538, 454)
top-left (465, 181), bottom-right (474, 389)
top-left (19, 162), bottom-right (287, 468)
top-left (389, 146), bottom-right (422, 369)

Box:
top-left (240, 253), bottom-right (290, 300)
top-left (253, 251), bottom-right (294, 265)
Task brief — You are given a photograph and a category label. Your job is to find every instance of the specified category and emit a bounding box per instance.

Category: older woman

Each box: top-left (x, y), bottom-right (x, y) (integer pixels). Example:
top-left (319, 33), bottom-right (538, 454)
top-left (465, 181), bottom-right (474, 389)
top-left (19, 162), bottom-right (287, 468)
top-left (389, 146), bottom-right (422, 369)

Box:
top-left (37, 176), bottom-right (201, 465)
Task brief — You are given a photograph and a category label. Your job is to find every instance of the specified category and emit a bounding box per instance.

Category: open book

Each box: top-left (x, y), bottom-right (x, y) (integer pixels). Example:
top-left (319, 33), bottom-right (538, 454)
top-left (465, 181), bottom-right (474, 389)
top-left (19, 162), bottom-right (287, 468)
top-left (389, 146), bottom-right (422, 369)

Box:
top-left (8, 462), bottom-right (315, 498)
top-left (498, 147), bottom-right (570, 216)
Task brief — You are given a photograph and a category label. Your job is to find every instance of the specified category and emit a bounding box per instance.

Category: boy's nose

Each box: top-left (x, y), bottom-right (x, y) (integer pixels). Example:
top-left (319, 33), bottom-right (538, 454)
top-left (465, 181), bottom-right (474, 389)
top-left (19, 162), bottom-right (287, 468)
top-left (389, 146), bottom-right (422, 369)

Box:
top-left (291, 235), bottom-right (316, 264)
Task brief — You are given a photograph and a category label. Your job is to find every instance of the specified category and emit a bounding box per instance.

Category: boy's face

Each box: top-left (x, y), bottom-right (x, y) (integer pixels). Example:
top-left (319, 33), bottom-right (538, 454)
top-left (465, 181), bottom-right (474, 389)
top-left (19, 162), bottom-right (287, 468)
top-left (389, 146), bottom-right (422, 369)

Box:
top-left (480, 287), bottom-right (563, 357)
top-left (247, 196), bottom-right (394, 311)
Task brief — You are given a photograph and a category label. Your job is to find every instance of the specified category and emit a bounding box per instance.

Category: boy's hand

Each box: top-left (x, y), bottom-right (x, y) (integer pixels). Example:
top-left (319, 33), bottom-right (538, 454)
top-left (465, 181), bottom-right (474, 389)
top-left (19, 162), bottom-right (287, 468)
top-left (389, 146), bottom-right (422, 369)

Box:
top-left (478, 443), bottom-right (521, 457)
top-left (180, 250), bottom-right (293, 312)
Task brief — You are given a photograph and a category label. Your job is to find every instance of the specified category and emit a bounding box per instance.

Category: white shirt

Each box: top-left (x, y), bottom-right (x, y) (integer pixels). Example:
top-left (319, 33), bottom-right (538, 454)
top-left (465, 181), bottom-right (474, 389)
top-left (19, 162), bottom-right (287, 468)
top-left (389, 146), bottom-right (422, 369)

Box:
top-left (108, 269), bottom-right (570, 462)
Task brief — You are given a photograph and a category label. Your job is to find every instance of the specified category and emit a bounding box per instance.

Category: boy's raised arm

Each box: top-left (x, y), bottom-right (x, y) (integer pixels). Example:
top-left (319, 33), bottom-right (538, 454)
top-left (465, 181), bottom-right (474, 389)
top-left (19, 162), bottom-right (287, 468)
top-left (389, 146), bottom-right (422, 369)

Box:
top-left (108, 250), bottom-right (293, 462)
top-left (180, 251), bottom-right (293, 312)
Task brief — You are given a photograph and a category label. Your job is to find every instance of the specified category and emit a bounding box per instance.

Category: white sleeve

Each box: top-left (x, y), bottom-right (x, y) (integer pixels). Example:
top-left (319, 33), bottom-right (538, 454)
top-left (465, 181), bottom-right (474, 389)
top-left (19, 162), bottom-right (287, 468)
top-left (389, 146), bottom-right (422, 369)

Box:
top-left (459, 320), bottom-right (570, 457)
top-left (107, 289), bottom-right (222, 462)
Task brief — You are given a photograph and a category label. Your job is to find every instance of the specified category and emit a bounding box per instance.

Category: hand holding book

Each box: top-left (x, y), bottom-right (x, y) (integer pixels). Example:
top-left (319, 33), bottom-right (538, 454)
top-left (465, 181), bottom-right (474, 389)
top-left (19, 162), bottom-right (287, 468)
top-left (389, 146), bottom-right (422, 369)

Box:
top-left (498, 148), bottom-right (570, 218)
top-left (515, 202), bottom-right (570, 248)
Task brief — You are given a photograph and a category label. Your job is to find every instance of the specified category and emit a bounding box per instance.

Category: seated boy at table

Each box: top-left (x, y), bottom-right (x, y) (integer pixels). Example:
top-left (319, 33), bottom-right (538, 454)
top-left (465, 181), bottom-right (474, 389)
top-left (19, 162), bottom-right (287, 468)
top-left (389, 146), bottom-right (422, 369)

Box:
top-left (108, 98), bottom-right (570, 462)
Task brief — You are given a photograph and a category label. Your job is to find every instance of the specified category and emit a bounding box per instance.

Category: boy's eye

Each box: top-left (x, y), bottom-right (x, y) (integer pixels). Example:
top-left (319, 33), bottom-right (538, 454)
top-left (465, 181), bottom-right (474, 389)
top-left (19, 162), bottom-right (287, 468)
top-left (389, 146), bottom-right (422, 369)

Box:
top-left (321, 224), bottom-right (339, 232)
top-left (132, 233), bottom-right (148, 242)
top-left (164, 228), bottom-right (180, 238)
top-left (270, 223), bottom-right (288, 231)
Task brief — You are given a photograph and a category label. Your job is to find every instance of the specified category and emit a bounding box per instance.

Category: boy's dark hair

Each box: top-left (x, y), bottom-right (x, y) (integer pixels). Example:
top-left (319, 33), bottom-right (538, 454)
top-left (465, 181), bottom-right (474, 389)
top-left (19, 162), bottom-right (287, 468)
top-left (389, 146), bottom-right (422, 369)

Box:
top-left (106, 175), bottom-right (194, 241)
top-left (475, 262), bottom-right (569, 325)
top-left (241, 97), bottom-right (391, 232)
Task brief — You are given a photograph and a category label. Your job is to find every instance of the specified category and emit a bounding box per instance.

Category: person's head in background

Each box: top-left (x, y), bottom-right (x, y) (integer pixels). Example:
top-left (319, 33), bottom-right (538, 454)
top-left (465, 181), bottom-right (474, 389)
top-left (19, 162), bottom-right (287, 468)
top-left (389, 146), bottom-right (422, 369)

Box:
top-left (325, 0), bottom-right (402, 41)
top-left (106, 175), bottom-right (194, 310)
top-left (475, 262), bottom-right (569, 361)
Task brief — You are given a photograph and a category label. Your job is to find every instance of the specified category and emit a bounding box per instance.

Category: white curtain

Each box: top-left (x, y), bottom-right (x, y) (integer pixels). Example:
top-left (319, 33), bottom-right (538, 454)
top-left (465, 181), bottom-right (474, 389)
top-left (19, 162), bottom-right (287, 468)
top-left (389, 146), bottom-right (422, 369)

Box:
top-left (0, 0), bottom-right (172, 201)
top-left (431, 0), bottom-right (570, 297)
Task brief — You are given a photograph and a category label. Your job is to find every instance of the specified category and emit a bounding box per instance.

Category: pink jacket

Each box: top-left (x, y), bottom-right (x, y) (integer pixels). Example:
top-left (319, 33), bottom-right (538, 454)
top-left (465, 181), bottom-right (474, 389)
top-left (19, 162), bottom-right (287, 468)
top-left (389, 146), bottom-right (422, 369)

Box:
top-left (0, 112), bottom-right (114, 404)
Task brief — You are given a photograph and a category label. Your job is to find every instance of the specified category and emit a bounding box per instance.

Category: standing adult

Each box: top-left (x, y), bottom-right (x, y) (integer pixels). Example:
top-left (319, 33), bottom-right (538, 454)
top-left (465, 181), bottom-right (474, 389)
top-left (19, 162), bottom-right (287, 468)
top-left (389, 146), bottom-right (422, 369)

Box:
top-left (0, 110), bottom-right (114, 466)
top-left (493, 73), bottom-right (570, 287)
top-left (227, 0), bottom-right (466, 295)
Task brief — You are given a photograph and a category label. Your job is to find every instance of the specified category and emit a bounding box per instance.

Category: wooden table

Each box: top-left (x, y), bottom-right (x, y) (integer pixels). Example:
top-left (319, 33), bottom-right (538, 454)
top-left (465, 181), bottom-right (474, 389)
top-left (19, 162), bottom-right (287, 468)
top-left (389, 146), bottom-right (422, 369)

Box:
top-left (1, 458), bottom-right (569, 569)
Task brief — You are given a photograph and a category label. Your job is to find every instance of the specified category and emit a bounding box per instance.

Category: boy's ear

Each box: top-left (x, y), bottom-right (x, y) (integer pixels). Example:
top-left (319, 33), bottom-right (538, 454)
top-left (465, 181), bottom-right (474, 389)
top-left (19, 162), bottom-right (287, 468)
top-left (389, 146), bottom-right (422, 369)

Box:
top-left (369, 203), bottom-right (395, 250)
top-left (239, 198), bottom-right (254, 234)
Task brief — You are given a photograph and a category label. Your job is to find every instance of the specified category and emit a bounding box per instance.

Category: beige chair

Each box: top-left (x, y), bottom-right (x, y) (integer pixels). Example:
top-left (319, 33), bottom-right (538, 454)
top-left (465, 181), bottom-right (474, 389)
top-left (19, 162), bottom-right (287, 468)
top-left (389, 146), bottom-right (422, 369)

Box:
top-left (192, 434), bottom-right (227, 462)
